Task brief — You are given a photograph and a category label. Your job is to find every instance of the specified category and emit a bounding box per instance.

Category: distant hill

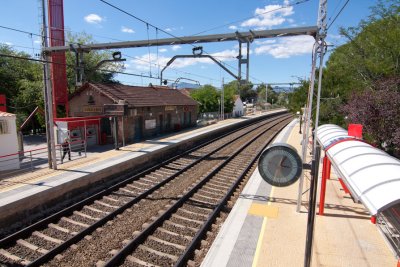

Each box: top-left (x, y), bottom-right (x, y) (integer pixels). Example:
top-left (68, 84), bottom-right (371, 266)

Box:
top-left (170, 82), bottom-right (201, 89)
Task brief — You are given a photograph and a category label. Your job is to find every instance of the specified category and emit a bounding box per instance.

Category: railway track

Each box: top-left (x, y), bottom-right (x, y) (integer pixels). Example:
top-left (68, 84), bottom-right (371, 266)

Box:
top-left (0, 113), bottom-right (292, 267)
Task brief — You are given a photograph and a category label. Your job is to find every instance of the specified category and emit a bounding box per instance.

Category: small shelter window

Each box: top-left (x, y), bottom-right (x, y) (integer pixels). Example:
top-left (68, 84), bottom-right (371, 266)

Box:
top-left (0, 120), bottom-right (9, 134)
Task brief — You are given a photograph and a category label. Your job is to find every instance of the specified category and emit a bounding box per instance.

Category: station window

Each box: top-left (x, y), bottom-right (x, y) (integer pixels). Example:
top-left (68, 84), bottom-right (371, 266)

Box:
top-left (0, 120), bottom-right (9, 134)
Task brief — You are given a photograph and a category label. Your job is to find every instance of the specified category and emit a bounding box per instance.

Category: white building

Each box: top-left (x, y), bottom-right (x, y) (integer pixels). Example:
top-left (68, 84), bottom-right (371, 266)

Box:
top-left (232, 95), bottom-right (244, 117)
top-left (0, 111), bottom-right (20, 170)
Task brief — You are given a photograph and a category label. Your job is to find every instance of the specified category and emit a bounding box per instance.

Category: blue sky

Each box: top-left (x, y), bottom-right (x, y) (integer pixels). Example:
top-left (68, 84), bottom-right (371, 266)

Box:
top-left (0, 0), bottom-right (377, 88)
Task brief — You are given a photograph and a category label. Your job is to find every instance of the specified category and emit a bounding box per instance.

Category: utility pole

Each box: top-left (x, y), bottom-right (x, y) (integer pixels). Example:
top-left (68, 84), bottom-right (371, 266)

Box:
top-left (303, 0), bottom-right (327, 266)
top-left (41, 0), bottom-right (57, 170)
top-left (221, 78), bottom-right (224, 120)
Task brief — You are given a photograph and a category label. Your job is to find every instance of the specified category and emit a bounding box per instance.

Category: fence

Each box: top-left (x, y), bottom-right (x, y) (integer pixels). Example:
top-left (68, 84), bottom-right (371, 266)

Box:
top-left (198, 112), bottom-right (233, 121)
top-left (0, 140), bottom-right (86, 179)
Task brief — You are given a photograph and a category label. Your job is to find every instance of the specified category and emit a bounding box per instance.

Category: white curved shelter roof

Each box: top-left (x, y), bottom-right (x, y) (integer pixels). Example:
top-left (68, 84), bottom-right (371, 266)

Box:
top-left (317, 124), bottom-right (400, 215)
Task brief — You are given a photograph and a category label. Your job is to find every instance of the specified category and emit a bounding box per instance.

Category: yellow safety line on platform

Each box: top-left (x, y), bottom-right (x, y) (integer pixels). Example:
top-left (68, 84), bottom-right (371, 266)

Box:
top-left (252, 186), bottom-right (275, 267)
top-left (248, 203), bottom-right (279, 218)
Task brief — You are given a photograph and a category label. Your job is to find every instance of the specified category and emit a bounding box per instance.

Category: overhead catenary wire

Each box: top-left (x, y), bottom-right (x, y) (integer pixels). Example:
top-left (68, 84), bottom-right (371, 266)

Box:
top-left (327, 0), bottom-right (350, 30)
top-left (98, 0), bottom-right (264, 83)
top-left (0, 24), bottom-right (230, 86)
top-left (192, 0), bottom-right (312, 36)
top-left (2, 1), bottom-right (273, 86)
top-left (0, 52), bottom-right (170, 81)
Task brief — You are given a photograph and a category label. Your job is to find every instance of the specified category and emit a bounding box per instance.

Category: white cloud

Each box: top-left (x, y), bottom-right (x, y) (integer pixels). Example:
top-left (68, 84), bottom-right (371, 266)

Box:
top-left (228, 25), bottom-right (237, 30)
top-left (241, 1), bottom-right (294, 29)
top-left (84, 13), bottom-right (103, 24)
top-left (171, 45), bottom-right (181, 51)
top-left (121, 26), bottom-right (135, 33)
top-left (165, 28), bottom-right (173, 32)
top-left (254, 35), bottom-right (314, 58)
top-left (34, 39), bottom-right (41, 44)
top-left (254, 39), bottom-right (276, 45)
top-left (159, 48), bottom-right (167, 53)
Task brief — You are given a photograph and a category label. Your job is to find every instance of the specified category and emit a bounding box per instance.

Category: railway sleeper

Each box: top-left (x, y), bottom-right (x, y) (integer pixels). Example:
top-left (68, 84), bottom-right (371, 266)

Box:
top-left (193, 193), bottom-right (220, 202)
top-left (138, 243), bottom-right (179, 261)
top-left (73, 210), bottom-right (101, 221)
top-left (140, 177), bottom-right (158, 184)
top-left (133, 180), bottom-right (154, 187)
top-left (126, 254), bottom-right (161, 267)
top-left (163, 221), bottom-right (197, 236)
top-left (60, 217), bottom-right (89, 228)
top-left (171, 214), bottom-right (204, 225)
top-left (148, 236), bottom-right (186, 251)
top-left (102, 195), bottom-right (120, 203)
top-left (0, 248), bottom-right (31, 266)
top-left (84, 205), bottom-right (110, 215)
top-left (32, 231), bottom-right (63, 245)
top-left (16, 239), bottom-right (49, 254)
top-left (196, 188), bottom-right (224, 199)
top-left (48, 223), bottom-right (76, 235)
top-left (206, 182), bottom-right (229, 190)
top-left (94, 200), bottom-right (119, 209)
top-left (191, 195), bottom-right (218, 206)
top-left (124, 184), bottom-right (142, 193)
top-left (156, 228), bottom-right (192, 242)
top-left (202, 184), bottom-right (224, 194)
top-left (176, 208), bottom-right (208, 221)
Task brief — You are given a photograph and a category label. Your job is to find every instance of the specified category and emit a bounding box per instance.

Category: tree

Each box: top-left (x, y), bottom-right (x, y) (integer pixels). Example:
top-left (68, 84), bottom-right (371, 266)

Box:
top-left (223, 80), bottom-right (257, 102)
top-left (190, 85), bottom-right (220, 113)
top-left (0, 45), bottom-right (44, 130)
top-left (342, 77), bottom-right (400, 156)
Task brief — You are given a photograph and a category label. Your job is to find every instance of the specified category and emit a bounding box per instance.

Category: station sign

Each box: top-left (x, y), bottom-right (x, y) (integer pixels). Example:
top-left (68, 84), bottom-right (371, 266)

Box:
top-left (103, 104), bottom-right (128, 116)
top-left (165, 106), bottom-right (176, 111)
top-left (82, 106), bottom-right (103, 113)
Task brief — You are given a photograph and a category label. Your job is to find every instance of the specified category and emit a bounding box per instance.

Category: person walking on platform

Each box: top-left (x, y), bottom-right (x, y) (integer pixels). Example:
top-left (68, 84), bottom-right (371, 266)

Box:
top-left (62, 137), bottom-right (71, 161)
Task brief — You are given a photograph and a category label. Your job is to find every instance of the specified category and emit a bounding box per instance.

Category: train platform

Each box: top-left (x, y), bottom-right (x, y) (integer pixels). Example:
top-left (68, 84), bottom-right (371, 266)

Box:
top-left (201, 119), bottom-right (397, 267)
top-left (0, 109), bottom-right (285, 233)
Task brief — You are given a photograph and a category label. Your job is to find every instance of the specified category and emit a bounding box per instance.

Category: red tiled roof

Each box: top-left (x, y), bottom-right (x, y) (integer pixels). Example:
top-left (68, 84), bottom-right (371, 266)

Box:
top-left (0, 111), bottom-right (15, 117)
top-left (85, 83), bottom-right (198, 107)
top-left (178, 88), bottom-right (195, 97)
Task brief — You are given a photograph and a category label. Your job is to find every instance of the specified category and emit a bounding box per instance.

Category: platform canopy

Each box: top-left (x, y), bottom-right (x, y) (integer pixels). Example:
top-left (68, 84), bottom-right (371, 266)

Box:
top-left (316, 124), bottom-right (400, 215)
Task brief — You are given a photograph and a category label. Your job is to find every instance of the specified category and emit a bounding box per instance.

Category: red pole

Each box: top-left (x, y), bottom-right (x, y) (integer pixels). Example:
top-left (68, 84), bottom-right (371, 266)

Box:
top-left (326, 157), bottom-right (331, 179)
top-left (319, 156), bottom-right (328, 215)
top-left (370, 215), bottom-right (377, 224)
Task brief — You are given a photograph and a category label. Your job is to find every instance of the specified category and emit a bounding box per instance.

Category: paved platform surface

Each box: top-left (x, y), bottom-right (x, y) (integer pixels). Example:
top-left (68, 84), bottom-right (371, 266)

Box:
top-left (0, 110), bottom-right (283, 211)
top-left (201, 119), bottom-right (397, 267)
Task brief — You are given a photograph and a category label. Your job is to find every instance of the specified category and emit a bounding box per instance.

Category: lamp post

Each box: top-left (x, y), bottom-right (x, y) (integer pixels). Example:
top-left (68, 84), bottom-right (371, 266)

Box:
top-left (297, 111), bottom-right (302, 134)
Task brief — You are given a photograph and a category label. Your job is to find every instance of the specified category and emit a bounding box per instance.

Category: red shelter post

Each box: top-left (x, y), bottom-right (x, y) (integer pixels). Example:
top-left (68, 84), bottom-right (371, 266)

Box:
top-left (318, 155), bottom-right (329, 215)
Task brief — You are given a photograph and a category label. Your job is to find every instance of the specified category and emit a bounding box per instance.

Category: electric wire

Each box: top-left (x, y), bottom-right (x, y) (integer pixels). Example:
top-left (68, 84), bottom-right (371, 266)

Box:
top-left (0, 53), bottom-right (171, 81)
top-left (0, 24), bottom-right (222, 85)
top-left (327, 0), bottom-right (350, 30)
top-left (98, 0), bottom-right (263, 83)
top-left (192, 0), bottom-right (311, 36)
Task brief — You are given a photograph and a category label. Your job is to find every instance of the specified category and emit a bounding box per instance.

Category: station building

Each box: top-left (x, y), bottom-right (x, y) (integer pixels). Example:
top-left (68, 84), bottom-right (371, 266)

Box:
top-left (55, 83), bottom-right (198, 146)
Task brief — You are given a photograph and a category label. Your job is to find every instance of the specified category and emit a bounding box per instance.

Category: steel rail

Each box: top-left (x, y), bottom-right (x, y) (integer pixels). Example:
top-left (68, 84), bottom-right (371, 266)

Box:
top-left (104, 116), bottom-right (291, 266)
top-left (0, 112), bottom-right (287, 266)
